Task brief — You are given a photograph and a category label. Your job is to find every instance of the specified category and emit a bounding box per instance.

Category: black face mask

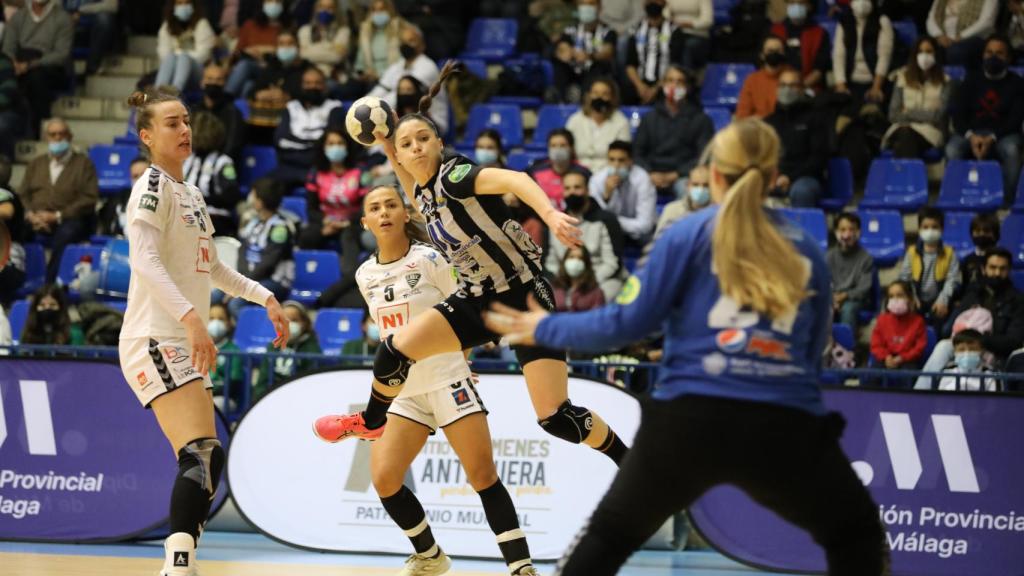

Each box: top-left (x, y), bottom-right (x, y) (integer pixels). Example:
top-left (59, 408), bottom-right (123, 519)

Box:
top-left (984, 275), bottom-right (1009, 291)
top-left (590, 97), bottom-right (610, 113)
top-left (37, 309), bottom-right (60, 326)
top-left (203, 83), bottom-right (225, 101)
top-left (972, 235), bottom-right (996, 250)
top-left (396, 93), bottom-right (419, 113)
top-left (645, 2), bottom-right (663, 17)
top-left (302, 89), bottom-right (326, 106)
top-left (764, 51), bottom-right (786, 67)
top-left (984, 56), bottom-right (1007, 77)
top-left (399, 43), bottom-right (418, 60)
top-left (564, 194), bottom-right (587, 213)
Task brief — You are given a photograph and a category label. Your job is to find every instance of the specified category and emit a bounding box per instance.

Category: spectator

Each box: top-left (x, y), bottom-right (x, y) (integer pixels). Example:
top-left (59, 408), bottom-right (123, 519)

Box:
top-left (960, 212), bottom-right (999, 294)
top-left (2, 0), bottom-right (72, 131)
top-left (393, 74), bottom-right (426, 117)
top-left (97, 156), bottom-right (148, 237)
top-left (225, 0), bottom-right (289, 98)
top-left (899, 207), bottom-right (960, 327)
top-left (881, 37), bottom-right (951, 159)
top-left (297, 0), bottom-right (350, 77)
top-left (528, 128), bottom-right (592, 209)
top-left (156, 0), bottom-right (215, 92)
top-left (736, 34), bottom-right (790, 119)
top-left (21, 283), bottom-right (83, 345)
top-left (252, 28), bottom-right (315, 103)
top-left (552, 0), bottom-right (618, 102)
top-left (936, 328), bottom-right (999, 391)
top-left (600, 0), bottom-right (643, 45)
top-left (544, 169), bottom-right (623, 301)
top-left (870, 279), bottom-right (927, 376)
top-left (341, 308), bottom-right (380, 358)
top-left (67, 0), bottom-right (118, 76)
top-left (589, 140), bottom-right (656, 245)
top-left (665, 0), bottom-right (712, 70)
top-left (566, 77), bottom-right (631, 172)
top-left (553, 245), bottom-right (606, 312)
top-left (623, 0), bottom-right (684, 105)
top-left (946, 34), bottom-right (1024, 203)
top-left (832, 0), bottom-right (894, 105)
top-left (1010, 0), bottom-right (1024, 59)
top-left (208, 301), bottom-right (244, 405)
top-left (183, 111), bottom-right (242, 237)
top-left (764, 68), bottom-right (829, 207)
top-left (256, 299), bottom-right (321, 396)
top-left (633, 64), bottom-right (713, 195)
top-left (353, 0), bottom-right (404, 90)
top-left (228, 177), bottom-right (295, 316)
top-left (0, 52), bottom-right (22, 161)
top-left (474, 129), bottom-right (504, 168)
top-left (273, 66), bottom-right (344, 186)
top-left (770, 0), bottom-right (830, 94)
top-left (368, 23), bottom-right (449, 133)
top-left (0, 155), bottom-right (25, 305)
top-left (19, 118), bottom-right (98, 283)
top-left (926, 0), bottom-right (997, 67)
top-left (826, 212), bottom-right (875, 330)
top-left (643, 164), bottom-right (710, 252)
top-left (197, 61), bottom-right (247, 161)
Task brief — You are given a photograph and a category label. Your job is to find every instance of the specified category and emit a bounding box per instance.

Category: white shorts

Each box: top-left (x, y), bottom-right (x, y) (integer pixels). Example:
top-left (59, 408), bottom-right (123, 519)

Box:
top-left (119, 337), bottom-right (213, 407)
top-left (389, 377), bottom-right (488, 433)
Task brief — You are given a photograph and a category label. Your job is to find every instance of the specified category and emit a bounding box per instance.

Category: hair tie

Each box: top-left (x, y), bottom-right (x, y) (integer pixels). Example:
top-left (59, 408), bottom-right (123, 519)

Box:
top-left (142, 93), bottom-right (149, 104)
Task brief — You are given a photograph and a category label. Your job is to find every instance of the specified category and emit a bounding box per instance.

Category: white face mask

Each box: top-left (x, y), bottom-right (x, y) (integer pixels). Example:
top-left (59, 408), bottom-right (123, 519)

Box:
top-left (916, 52), bottom-right (935, 72)
top-left (288, 321), bottom-right (302, 339)
top-left (564, 257), bottom-right (586, 278)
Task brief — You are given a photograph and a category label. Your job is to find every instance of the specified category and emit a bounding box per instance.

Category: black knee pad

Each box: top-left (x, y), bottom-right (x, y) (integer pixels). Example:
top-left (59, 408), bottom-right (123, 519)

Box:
top-left (373, 335), bottom-right (414, 388)
top-left (539, 401), bottom-right (593, 444)
top-left (177, 438), bottom-right (224, 498)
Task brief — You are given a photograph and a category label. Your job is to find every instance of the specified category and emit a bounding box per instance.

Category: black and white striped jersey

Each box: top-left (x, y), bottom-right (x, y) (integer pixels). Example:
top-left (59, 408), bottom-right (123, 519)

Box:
top-left (413, 153), bottom-right (543, 296)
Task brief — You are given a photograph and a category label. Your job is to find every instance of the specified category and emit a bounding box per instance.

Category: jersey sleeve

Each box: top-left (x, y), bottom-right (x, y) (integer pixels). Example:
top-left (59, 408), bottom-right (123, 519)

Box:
top-left (130, 174), bottom-right (171, 232)
top-left (441, 157), bottom-right (483, 200)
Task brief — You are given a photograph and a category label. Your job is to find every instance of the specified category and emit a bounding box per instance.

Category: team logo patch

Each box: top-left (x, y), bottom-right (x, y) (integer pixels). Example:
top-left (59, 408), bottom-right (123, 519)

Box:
top-left (270, 225), bottom-right (289, 243)
top-left (615, 275), bottom-right (641, 305)
top-left (451, 388), bottom-right (471, 406)
top-left (173, 551), bottom-right (189, 567)
top-left (716, 329), bottom-right (748, 354)
top-left (136, 371), bottom-right (149, 386)
top-left (448, 164), bottom-right (472, 183)
top-left (139, 194), bottom-right (159, 212)
top-left (222, 164), bottom-right (237, 180)
top-left (406, 273), bottom-right (421, 288)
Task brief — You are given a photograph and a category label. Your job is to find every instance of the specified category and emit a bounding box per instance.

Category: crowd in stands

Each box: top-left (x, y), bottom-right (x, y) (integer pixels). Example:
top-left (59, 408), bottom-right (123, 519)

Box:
top-left (0, 0), bottom-right (1023, 396)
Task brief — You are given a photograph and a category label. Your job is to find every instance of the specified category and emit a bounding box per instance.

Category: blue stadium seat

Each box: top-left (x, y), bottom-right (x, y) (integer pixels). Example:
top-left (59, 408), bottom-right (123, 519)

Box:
top-left (620, 106), bottom-right (650, 136)
top-left (860, 158), bottom-right (928, 212)
top-left (239, 146), bottom-right (277, 189)
top-left (460, 18), bottom-right (518, 62)
top-left (891, 19), bottom-right (918, 46)
top-left (925, 326), bottom-right (937, 360)
top-left (1012, 270), bottom-right (1024, 292)
top-left (17, 243), bottom-right (46, 298)
top-left (57, 244), bottom-right (103, 300)
top-left (528, 105), bottom-right (579, 150)
top-left (446, 57), bottom-right (487, 79)
top-left (105, 300), bottom-right (128, 313)
top-left (705, 107), bottom-right (732, 132)
top-left (89, 144), bottom-right (139, 195)
top-left (491, 58), bottom-right (553, 108)
top-left (459, 104), bottom-right (524, 148)
top-left (944, 66), bottom-right (966, 82)
top-left (832, 323), bottom-right (854, 350)
top-left (290, 250), bottom-right (342, 305)
top-left (8, 299), bottom-right (28, 344)
top-left (281, 196), bottom-right (308, 223)
top-left (779, 207), bottom-right (828, 250)
top-left (700, 63), bottom-right (755, 109)
top-left (1013, 167), bottom-right (1024, 213)
top-left (936, 160), bottom-right (1003, 211)
top-left (98, 238), bottom-right (131, 298)
top-left (234, 98), bottom-right (250, 121)
top-left (233, 306), bottom-right (278, 352)
top-left (314, 308), bottom-right (365, 355)
top-left (114, 132), bottom-right (139, 146)
top-left (820, 157), bottom-right (853, 211)
top-left (507, 150), bottom-right (546, 171)
top-left (941, 211), bottom-right (977, 259)
top-left (714, 0), bottom-right (740, 25)
top-left (998, 213), bottom-right (1024, 268)
top-left (820, 20), bottom-right (837, 44)
top-left (857, 210), bottom-right (905, 267)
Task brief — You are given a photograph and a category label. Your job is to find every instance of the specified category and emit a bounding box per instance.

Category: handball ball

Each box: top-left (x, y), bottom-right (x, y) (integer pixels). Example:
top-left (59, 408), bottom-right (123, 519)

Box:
top-left (346, 96), bottom-right (396, 146)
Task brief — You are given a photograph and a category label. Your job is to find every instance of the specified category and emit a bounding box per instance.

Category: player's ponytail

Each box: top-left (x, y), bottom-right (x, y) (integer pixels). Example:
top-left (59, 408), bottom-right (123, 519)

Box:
top-left (419, 60), bottom-right (461, 116)
top-left (710, 119), bottom-right (808, 319)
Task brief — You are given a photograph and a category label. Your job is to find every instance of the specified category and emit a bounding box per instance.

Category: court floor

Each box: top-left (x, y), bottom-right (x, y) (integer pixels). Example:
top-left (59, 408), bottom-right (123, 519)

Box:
top-left (0, 531), bottom-right (797, 576)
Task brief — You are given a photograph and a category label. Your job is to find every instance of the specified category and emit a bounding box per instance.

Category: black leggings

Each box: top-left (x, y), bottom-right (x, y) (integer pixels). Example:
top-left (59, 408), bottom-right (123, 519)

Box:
top-left (555, 394), bottom-right (889, 576)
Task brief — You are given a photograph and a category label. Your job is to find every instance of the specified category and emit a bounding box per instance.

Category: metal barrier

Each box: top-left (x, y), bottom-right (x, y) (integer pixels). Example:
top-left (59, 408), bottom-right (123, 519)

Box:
top-left (2, 345), bottom-right (1021, 421)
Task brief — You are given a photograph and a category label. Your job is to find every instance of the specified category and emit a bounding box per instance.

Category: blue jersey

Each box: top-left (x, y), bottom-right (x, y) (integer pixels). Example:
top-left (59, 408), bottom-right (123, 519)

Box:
top-left (535, 206), bottom-right (832, 415)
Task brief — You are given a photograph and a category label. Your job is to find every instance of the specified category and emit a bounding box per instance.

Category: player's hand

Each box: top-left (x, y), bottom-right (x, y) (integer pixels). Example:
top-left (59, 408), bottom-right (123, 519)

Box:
top-left (483, 297), bottom-right (549, 346)
top-left (266, 296), bottom-right (290, 348)
top-left (544, 210), bottom-right (582, 248)
top-left (183, 309), bottom-right (217, 375)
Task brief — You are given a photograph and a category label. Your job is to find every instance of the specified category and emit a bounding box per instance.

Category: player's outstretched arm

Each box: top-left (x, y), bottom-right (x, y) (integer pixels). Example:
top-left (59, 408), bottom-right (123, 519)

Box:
top-left (474, 168), bottom-right (582, 249)
top-left (378, 123), bottom-right (420, 211)
top-left (209, 260), bottom-right (290, 348)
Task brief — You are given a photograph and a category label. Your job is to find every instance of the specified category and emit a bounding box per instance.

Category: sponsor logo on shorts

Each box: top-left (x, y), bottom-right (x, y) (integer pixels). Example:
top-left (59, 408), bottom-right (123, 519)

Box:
top-left (451, 388), bottom-right (471, 406)
top-left (139, 194), bottom-right (159, 212)
top-left (716, 329), bottom-right (748, 354)
top-left (136, 371), bottom-right (153, 390)
top-left (161, 346), bottom-right (192, 364)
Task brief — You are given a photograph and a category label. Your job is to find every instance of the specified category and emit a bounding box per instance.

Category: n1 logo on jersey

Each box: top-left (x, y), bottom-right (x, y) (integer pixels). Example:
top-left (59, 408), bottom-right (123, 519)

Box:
top-left (376, 303), bottom-right (410, 337)
top-left (196, 237), bottom-right (212, 273)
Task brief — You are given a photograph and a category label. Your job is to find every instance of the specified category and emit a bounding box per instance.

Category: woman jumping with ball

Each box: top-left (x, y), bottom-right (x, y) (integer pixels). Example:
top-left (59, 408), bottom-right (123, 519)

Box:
top-left (315, 62), bottom-right (628, 465)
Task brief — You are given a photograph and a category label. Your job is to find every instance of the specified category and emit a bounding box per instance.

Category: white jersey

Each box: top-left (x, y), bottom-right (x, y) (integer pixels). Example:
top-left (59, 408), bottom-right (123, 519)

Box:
top-left (355, 242), bottom-right (471, 398)
top-left (120, 166), bottom-right (217, 339)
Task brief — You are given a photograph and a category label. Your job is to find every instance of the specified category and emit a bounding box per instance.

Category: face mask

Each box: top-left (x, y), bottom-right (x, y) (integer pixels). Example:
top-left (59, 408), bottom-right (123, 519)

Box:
top-left (371, 11), bottom-right (390, 27)
top-left (325, 144), bottom-right (348, 163)
top-left (317, 10), bottom-right (334, 25)
top-left (851, 0), bottom-right (872, 18)
top-left (590, 97), bottom-right (610, 113)
top-left (302, 89), bottom-right (326, 106)
top-left (972, 234), bottom-right (995, 250)
top-left (203, 83), bottom-right (225, 100)
top-left (263, 1), bottom-right (283, 20)
top-left (475, 148), bottom-right (499, 165)
top-left (174, 4), bottom-right (194, 22)
top-left (983, 275), bottom-right (1009, 291)
top-left (563, 194), bottom-right (587, 212)
top-left (549, 146), bottom-right (571, 163)
top-left (776, 86), bottom-right (800, 106)
top-left (916, 52), bottom-right (935, 72)
top-left (616, 166), bottom-right (630, 179)
top-left (764, 51), bottom-right (786, 68)
top-left (786, 3), bottom-right (807, 22)
top-left (399, 43), bottom-right (418, 60)
top-left (688, 185), bottom-right (710, 206)
top-left (49, 140), bottom-right (70, 156)
top-left (277, 46), bottom-right (298, 64)
top-left (367, 323), bottom-right (380, 341)
top-left (396, 93), bottom-right (419, 112)
top-left (886, 297), bottom-right (909, 315)
top-left (663, 85), bottom-right (686, 102)
top-left (564, 257), bottom-right (586, 278)
top-left (984, 56), bottom-right (1008, 78)
top-left (955, 351), bottom-right (981, 372)
top-left (289, 321), bottom-right (303, 339)
top-left (919, 229), bottom-right (941, 244)
top-left (37, 309), bottom-right (60, 326)
top-left (208, 319), bottom-right (228, 340)
top-left (578, 4), bottom-right (598, 24)
top-left (644, 2), bottom-right (663, 18)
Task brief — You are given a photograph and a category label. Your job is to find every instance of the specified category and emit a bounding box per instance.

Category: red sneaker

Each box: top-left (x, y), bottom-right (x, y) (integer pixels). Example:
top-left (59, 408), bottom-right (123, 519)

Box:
top-left (313, 412), bottom-right (385, 443)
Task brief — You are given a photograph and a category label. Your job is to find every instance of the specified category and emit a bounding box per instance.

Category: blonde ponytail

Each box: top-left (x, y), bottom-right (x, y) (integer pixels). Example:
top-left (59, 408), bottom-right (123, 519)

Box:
top-left (711, 119), bottom-right (809, 319)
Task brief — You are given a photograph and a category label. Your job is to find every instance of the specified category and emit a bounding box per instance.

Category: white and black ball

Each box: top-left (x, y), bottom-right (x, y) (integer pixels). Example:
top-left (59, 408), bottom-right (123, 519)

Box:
top-left (345, 96), bottom-right (396, 146)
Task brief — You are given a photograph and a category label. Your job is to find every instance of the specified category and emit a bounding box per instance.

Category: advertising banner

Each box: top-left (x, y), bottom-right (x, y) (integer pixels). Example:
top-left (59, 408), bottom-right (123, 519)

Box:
top-left (689, 388), bottom-right (1024, 576)
top-left (0, 359), bottom-right (229, 542)
top-left (228, 369), bottom-right (641, 559)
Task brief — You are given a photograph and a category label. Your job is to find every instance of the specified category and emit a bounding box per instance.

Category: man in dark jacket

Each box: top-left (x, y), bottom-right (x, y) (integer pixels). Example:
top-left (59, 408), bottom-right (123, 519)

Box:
top-left (632, 64), bottom-right (713, 195)
top-left (945, 248), bottom-right (1024, 363)
top-left (198, 62), bottom-right (247, 162)
top-left (764, 68), bottom-right (829, 207)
